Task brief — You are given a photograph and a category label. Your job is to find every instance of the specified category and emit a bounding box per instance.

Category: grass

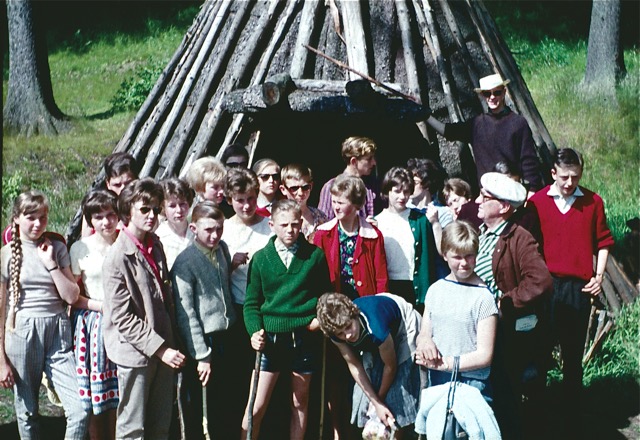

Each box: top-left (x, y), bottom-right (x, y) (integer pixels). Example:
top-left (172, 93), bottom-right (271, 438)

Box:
top-left (2, 9), bottom-right (198, 232)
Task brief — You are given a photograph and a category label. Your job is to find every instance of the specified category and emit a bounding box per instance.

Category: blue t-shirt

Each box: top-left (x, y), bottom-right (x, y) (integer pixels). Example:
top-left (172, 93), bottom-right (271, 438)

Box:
top-left (346, 295), bottom-right (402, 353)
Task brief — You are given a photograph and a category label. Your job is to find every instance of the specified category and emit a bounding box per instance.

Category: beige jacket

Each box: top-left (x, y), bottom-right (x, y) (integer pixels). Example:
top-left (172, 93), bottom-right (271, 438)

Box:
top-left (102, 231), bottom-right (176, 368)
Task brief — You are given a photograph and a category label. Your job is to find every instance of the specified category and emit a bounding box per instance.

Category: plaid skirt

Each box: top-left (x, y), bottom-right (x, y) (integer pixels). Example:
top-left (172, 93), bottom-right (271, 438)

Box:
top-left (351, 351), bottom-right (421, 428)
top-left (72, 308), bottom-right (119, 414)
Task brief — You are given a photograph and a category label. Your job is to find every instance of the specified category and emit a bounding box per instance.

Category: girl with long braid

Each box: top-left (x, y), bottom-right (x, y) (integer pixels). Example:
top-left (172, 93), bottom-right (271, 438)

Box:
top-left (0, 191), bottom-right (89, 440)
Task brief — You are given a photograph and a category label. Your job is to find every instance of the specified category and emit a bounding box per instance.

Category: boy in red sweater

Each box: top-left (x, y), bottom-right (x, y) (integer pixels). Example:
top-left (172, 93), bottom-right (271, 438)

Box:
top-left (529, 148), bottom-right (613, 420)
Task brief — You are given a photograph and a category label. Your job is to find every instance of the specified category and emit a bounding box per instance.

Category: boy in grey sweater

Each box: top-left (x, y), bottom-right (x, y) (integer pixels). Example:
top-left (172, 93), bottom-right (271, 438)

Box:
top-left (171, 201), bottom-right (236, 439)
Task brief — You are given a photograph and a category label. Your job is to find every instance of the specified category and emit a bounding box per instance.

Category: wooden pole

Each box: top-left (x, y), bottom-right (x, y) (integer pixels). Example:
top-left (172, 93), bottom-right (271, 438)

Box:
top-left (304, 45), bottom-right (420, 103)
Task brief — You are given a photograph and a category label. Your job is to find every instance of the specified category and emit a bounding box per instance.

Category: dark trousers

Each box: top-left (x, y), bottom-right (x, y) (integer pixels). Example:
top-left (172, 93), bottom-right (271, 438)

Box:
top-left (180, 331), bottom-right (234, 440)
top-left (549, 277), bottom-right (591, 398)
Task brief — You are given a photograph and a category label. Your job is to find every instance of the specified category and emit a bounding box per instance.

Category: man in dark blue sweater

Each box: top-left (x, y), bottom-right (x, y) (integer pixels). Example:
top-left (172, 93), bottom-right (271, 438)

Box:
top-left (426, 73), bottom-right (543, 196)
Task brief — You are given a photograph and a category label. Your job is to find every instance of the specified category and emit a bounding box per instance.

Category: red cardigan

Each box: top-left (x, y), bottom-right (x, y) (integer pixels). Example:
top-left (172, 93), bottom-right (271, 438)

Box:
top-left (313, 217), bottom-right (388, 296)
top-left (529, 185), bottom-right (614, 281)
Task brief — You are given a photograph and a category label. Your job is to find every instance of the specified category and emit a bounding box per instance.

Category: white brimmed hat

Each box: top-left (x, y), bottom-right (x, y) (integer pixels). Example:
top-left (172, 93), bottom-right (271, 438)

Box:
top-left (474, 74), bottom-right (511, 92)
top-left (480, 172), bottom-right (526, 208)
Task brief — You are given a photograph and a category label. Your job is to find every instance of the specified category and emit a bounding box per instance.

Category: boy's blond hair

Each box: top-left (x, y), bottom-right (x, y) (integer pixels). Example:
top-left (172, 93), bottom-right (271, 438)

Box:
top-left (441, 220), bottom-right (479, 256)
top-left (185, 156), bottom-right (227, 193)
top-left (443, 178), bottom-right (472, 201)
top-left (330, 174), bottom-right (366, 208)
top-left (280, 163), bottom-right (313, 183)
top-left (341, 136), bottom-right (377, 163)
top-left (271, 199), bottom-right (302, 220)
top-left (316, 293), bottom-right (360, 337)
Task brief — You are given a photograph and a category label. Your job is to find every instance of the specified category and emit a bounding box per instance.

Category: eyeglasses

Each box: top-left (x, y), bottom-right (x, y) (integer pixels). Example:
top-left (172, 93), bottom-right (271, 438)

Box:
top-left (258, 173), bottom-right (280, 181)
top-left (138, 206), bottom-right (162, 215)
top-left (479, 192), bottom-right (498, 203)
top-left (285, 184), bottom-right (312, 193)
top-left (481, 89), bottom-right (504, 98)
top-left (226, 161), bottom-right (248, 168)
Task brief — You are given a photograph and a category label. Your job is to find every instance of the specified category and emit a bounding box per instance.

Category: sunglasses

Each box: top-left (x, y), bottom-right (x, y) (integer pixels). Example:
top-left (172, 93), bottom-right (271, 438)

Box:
top-left (226, 161), bottom-right (248, 168)
top-left (481, 89), bottom-right (504, 98)
top-left (138, 206), bottom-right (162, 215)
top-left (285, 184), bottom-right (312, 193)
top-left (258, 173), bottom-right (280, 181)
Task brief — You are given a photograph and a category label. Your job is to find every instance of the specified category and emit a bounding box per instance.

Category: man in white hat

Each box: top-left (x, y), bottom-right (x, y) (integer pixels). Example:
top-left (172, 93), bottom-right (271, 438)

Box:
top-left (474, 172), bottom-right (552, 438)
top-left (425, 73), bottom-right (543, 196)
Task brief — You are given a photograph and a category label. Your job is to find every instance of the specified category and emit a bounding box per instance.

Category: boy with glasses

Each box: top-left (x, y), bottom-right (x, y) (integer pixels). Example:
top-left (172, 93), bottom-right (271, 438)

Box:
top-left (279, 163), bottom-right (328, 242)
top-left (425, 73), bottom-right (543, 195)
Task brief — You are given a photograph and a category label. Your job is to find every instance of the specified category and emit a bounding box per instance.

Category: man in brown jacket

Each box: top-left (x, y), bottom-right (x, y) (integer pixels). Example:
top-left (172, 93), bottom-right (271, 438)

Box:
top-left (474, 172), bottom-right (552, 439)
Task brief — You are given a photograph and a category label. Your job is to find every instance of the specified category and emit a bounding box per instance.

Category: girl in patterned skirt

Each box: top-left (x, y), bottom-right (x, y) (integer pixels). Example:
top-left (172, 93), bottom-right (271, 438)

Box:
top-left (69, 190), bottom-right (120, 440)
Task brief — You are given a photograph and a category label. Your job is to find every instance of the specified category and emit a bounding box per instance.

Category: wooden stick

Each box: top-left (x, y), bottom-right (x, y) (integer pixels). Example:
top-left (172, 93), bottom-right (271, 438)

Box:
top-left (583, 305), bottom-right (597, 358)
top-left (583, 320), bottom-right (614, 364)
top-left (304, 44), bottom-right (420, 103)
top-left (318, 337), bottom-right (327, 440)
top-left (247, 351), bottom-right (263, 440)
top-left (202, 384), bottom-right (211, 440)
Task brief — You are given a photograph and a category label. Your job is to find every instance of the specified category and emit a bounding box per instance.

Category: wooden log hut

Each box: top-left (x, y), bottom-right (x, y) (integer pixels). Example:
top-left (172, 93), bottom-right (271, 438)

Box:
top-left (64, 0), bottom-right (636, 414)
top-left (67, 0), bottom-right (561, 232)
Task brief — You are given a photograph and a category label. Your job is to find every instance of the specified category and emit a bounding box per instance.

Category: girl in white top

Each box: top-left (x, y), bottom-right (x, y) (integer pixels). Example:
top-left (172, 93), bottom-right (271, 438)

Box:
top-left (69, 190), bottom-right (120, 440)
top-left (415, 221), bottom-right (498, 401)
top-left (0, 191), bottom-right (89, 440)
top-left (155, 178), bottom-right (194, 270)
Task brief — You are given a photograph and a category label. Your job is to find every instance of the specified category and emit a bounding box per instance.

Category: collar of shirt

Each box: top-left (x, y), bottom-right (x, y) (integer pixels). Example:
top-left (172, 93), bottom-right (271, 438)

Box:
top-left (121, 227), bottom-right (164, 295)
top-left (274, 239), bottom-right (298, 268)
top-left (547, 184), bottom-right (584, 198)
top-left (274, 239), bottom-right (298, 253)
top-left (194, 240), bottom-right (219, 262)
top-left (121, 227), bottom-right (154, 257)
top-left (547, 184), bottom-right (584, 213)
top-left (480, 219), bottom-right (509, 236)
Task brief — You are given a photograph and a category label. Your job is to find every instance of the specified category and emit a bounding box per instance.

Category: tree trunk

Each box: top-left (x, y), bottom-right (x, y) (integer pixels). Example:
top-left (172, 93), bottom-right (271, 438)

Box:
top-left (3, 0), bottom-right (70, 136)
top-left (583, 0), bottom-right (626, 95)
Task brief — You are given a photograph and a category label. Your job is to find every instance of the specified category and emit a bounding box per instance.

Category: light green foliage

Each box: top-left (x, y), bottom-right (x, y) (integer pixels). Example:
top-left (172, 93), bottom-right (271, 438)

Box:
top-left (510, 40), bottom-right (639, 242)
top-left (583, 301), bottom-right (640, 385)
top-left (110, 62), bottom-right (165, 112)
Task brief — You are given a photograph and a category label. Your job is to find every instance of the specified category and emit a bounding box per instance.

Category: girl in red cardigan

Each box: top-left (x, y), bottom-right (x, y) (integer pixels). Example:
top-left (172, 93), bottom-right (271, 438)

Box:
top-left (313, 174), bottom-right (388, 439)
top-left (313, 174), bottom-right (388, 299)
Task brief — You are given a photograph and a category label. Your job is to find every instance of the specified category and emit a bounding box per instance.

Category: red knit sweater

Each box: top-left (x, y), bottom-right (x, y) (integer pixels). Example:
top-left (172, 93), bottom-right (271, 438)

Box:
top-left (529, 185), bottom-right (614, 281)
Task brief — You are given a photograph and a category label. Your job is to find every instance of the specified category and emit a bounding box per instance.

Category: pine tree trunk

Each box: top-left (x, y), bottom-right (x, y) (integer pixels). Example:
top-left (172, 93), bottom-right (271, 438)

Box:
top-left (583, 0), bottom-right (626, 96)
top-left (3, 0), bottom-right (70, 136)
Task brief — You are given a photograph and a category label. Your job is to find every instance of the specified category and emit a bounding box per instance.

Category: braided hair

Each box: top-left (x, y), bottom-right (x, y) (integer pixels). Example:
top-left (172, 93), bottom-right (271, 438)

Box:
top-left (6, 191), bottom-right (49, 331)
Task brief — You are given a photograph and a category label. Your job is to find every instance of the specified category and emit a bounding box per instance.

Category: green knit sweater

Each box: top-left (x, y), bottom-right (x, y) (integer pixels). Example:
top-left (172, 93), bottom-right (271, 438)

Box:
top-left (243, 236), bottom-right (331, 335)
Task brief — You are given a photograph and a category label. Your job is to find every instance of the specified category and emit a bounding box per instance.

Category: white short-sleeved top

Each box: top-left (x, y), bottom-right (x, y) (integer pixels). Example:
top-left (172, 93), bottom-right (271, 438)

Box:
top-left (69, 233), bottom-right (112, 301)
top-left (425, 278), bottom-right (498, 380)
top-left (221, 217), bottom-right (273, 304)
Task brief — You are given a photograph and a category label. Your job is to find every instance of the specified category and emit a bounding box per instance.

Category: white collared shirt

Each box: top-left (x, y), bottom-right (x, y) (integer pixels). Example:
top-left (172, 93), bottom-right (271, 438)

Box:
top-left (547, 184), bottom-right (584, 214)
top-left (274, 239), bottom-right (298, 269)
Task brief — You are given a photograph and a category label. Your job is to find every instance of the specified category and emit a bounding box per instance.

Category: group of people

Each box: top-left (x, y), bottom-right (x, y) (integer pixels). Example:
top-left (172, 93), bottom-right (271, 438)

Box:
top-left (0, 73), bottom-right (613, 440)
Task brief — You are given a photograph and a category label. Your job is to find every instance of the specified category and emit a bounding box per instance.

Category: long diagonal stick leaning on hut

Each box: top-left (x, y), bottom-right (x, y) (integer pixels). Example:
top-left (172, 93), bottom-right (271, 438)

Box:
top-left (304, 44), bottom-right (421, 104)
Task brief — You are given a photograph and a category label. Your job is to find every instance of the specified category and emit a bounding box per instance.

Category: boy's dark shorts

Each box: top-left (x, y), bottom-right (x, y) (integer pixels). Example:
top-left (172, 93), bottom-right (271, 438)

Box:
top-left (260, 328), bottom-right (320, 374)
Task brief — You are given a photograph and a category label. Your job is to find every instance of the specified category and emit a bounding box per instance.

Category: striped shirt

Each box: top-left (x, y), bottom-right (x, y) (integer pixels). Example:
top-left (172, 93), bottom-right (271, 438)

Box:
top-left (476, 221), bottom-right (508, 300)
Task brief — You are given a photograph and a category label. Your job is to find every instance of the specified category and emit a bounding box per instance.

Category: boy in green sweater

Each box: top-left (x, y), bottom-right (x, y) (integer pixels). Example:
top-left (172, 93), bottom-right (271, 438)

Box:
top-left (241, 199), bottom-right (331, 440)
